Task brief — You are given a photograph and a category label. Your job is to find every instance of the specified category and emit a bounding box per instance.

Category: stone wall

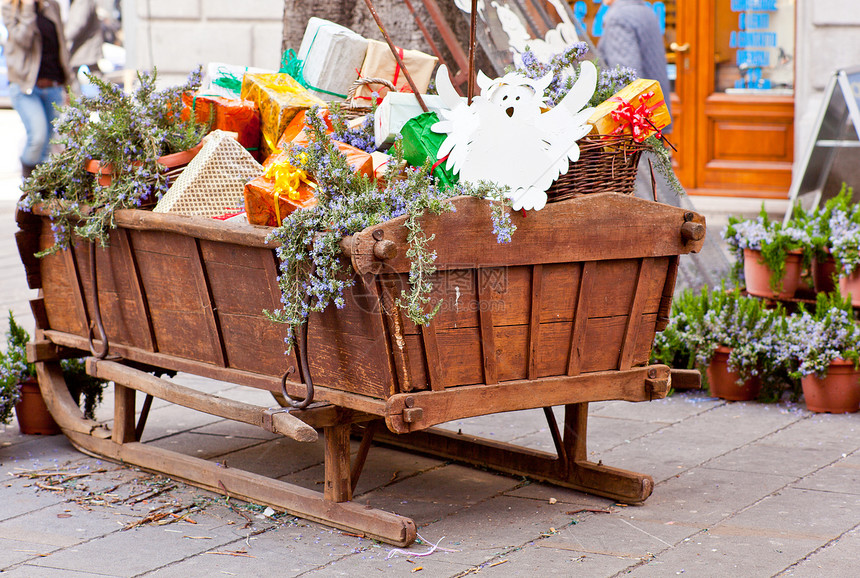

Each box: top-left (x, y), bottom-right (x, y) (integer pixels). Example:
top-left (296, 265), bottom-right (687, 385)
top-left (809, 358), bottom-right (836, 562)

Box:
top-left (794, 2), bottom-right (860, 160)
top-left (123, 0), bottom-right (284, 83)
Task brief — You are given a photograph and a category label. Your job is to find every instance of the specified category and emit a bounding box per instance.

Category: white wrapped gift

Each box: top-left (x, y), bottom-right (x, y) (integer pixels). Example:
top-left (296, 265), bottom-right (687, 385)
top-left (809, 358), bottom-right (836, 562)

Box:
top-left (373, 92), bottom-right (453, 149)
top-left (296, 17), bottom-right (369, 102)
top-left (202, 62), bottom-right (275, 99)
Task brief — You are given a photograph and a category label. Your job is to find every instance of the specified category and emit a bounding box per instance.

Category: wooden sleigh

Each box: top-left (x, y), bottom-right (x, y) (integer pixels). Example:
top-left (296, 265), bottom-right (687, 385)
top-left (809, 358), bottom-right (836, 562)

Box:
top-left (16, 193), bottom-right (705, 546)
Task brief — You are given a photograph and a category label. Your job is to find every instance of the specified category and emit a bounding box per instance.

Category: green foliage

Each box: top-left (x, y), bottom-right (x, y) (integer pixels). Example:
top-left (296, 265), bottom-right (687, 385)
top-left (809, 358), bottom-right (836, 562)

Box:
top-left (0, 311), bottom-right (107, 423)
top-left (20, 68), bottom-right (208, 255)
top-left (786, 291), bottom-right (860, 379)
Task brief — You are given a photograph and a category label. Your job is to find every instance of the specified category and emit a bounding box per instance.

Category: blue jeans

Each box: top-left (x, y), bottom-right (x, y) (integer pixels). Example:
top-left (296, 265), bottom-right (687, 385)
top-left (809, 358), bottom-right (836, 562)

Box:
top-left (9, 83), bottom-right (64, 166)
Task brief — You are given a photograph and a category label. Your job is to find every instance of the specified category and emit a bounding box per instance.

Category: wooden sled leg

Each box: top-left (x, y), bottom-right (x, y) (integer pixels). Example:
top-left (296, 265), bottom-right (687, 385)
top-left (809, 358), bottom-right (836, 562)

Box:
top-left (373, 402), bottom-right (654, 504)
top-left (34, 359), bottom-right (417, 546)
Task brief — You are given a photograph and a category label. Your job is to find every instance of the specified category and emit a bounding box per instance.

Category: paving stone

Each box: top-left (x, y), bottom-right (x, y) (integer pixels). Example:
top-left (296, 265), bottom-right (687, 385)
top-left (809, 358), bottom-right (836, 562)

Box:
top-left (715, 487), bottom-right (860, 540)
top-left (761, 413), bottom-right (860, 451)
top-left (513, 413), bottom-right (667, 456)
top-left (302, 553), bottom-right (472, 577)
top-left (0, 564), bottom-right (118, 577)
top-left (217, 437), bottom-right (327, 480)
top-left (282, 443), bottom-right (445, 496)
top-left (410, 493), bottom-right (591, 567)
top-left (146, 429), bottom-right (270, 461)
top-left (356, 463), bottom-right (521, 526)
top-left (790, 454), bottom-right (860, 495)
top-left (634, 466), bottom-right (796, 527)
top-left (783, 526), bottom-right (860, 577)
top-left (705, 441), bottom-right (849, 478)
top-left (434, 408), bottom-right (548, 442)
top-left (590, 391), bottom-right (725, 423)
top-left (625, 529), bottom-right (820, 577)
top-left (492, 539), bottom-right (636, 576)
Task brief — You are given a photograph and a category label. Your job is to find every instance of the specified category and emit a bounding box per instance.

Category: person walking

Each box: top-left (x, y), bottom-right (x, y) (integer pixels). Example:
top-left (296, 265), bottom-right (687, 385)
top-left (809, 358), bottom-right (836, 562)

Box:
top-left (66, 0), bottom-right (102, 76)
top-left (598, 0), bottom-right (671, 126)
top-left (1, 0), bottom-right (75, 179)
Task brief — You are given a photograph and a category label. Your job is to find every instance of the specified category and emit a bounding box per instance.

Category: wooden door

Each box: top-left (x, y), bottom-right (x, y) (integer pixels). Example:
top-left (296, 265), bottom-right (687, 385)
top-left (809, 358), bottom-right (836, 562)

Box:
top-left (573, 0), bottom-right (794, 198)
top-left (689, 0), bottom-right (795, 198)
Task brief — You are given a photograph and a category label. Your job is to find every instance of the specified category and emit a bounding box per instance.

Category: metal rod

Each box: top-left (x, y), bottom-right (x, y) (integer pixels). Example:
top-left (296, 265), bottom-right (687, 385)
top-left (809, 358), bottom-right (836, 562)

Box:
top-left (362, 0), bottom-right (429, 112)
top-left (468, 0), bottom-right (478, 104)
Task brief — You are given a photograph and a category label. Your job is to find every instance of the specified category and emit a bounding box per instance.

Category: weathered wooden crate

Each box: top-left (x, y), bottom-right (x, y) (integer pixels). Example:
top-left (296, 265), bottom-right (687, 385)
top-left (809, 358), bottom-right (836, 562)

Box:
top-left (17, 193), bottom-right (705, 545)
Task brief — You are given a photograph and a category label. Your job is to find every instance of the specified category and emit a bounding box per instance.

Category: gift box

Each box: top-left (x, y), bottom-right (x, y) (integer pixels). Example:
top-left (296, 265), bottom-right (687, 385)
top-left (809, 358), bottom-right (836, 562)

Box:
top-left (373, 92), bottom-right (451, 149)
top-left (247, 141), bottom-right (375, 227)
top-left (240, 72), bottom-right (327, 157)
top-left (351, 40), bottom-right (438, 107)
top-left (400, 112), bottom-right (458, 190)
top-left (275, 108), bottom-right (334, 152)
top-left (181, 92), bottom-right (262, 156)
top-left (244, 152), bottom-right (318, 227)
top-left (587, 79), bottom-right (671, 141)
top-left (154, 131), bottom-right (264, 218)
top-left (294, 17), bottom-right (369, 102)
top-left (202, 62), bottom-right (274, 99)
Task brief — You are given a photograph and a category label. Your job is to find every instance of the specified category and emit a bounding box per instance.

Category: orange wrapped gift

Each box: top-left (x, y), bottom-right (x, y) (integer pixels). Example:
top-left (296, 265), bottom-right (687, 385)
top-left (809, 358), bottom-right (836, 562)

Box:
top-left (245, 151), bottom-right (318, 227)
top-left (275, 108), bottom-right (334, 152)
top-left (588, 79), bottom-right (671, 141)
top-left (181, 92), bottom-right (262, 155)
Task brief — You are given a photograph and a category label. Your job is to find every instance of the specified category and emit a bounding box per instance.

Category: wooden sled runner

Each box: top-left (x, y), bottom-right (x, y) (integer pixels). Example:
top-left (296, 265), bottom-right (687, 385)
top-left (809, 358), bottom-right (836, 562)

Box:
top-left (16, 193), bottom-right (705, 546)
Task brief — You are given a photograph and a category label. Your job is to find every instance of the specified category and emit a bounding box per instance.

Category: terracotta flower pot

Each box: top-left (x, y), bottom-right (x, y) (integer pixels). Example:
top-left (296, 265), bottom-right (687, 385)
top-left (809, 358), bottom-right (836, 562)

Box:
top-left (838, 268), bottom-right (860, 307)
top-left (813, 252), bottom-right (837, 294)
top-left (801, 358), bottom-right (860, 413)
top-left (743, 248), bottom-right (802, 300)
top-left (85, 142), bottom-right (204, 187)
top-left (14, 378), bottom-right (61, 435)
top-left (706, 346), bottom-right (761, 401)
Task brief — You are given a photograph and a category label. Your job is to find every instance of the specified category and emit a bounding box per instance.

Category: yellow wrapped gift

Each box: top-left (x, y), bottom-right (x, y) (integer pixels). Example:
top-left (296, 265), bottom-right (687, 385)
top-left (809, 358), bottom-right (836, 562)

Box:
top-left (350, 39), bottom-right (438, 107)
top-left (588, 79), bottom-right (671, 142)
top-left (240, 72), bottom-right (327, 157)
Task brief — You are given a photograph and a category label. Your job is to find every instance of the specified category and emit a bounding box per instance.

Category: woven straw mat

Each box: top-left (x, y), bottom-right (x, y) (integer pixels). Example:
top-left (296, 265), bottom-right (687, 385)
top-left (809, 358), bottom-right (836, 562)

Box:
top-left (154, 130), bottom-right (263, 217)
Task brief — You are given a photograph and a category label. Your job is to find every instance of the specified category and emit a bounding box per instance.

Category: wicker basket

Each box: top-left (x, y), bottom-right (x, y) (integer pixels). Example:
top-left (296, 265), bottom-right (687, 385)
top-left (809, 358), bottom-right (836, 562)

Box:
top-left (546, 135), bottom-right (651, 203)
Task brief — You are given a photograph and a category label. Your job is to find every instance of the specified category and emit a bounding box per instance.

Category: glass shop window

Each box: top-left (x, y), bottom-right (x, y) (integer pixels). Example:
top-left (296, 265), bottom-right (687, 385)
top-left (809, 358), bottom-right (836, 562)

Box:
top-left (716, 0), bottom-right (795, 95)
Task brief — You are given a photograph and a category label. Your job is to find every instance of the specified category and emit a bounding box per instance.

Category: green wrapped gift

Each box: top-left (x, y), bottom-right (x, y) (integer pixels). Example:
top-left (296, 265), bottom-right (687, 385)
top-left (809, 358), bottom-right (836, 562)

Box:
top-left (400, 112), bottom-right (459, 190)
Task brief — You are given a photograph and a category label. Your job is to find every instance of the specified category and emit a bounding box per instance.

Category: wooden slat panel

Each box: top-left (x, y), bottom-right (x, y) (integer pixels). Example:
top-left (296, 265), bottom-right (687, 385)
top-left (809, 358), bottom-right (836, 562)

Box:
top-left (568, 261), bottom-right (596, 376)
top-left (478, 269), bottom-right (498, 385)
top-left (116, 229), bottom-right (157, 352)
top-left (350, 195), bottom-right (706, 275)
top-left (421, 323), bottom-right (445, 391)
top-left (379, 279), bottom-right (414, 393)
top-left (529, 265), bottom-right (543, 381)
top-left (618, 259), bottom-right (650, 371)
top-left (656, 255), bottom-right (680, 332)
top-left (189, 238), bottom-right (228, 367)
top-left (65, 244), bottom-right (91, 339)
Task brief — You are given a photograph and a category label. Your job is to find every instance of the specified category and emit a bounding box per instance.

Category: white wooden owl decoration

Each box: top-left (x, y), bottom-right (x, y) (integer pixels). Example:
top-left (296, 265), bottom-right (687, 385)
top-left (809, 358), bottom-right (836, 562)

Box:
top-left (432, 60), bottom-right (597, 211)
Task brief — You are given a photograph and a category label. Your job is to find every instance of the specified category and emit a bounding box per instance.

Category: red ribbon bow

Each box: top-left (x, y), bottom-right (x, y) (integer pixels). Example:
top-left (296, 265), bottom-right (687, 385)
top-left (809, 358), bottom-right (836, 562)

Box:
top-left (608, 91), bottom-right (663, 142)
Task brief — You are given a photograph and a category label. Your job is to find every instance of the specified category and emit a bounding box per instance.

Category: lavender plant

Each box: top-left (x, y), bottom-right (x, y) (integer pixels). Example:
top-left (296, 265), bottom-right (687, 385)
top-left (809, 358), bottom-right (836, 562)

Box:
top-left (723, 205), bottom-right (812, 291)
top-left (653, 285), bottom-right (793, 397)
top-left (266, 107), bottom-right (515, 350)
top-left (19, 68), bottom-right (208, 255)
top-left (784, 292), bottom-right (860, 379)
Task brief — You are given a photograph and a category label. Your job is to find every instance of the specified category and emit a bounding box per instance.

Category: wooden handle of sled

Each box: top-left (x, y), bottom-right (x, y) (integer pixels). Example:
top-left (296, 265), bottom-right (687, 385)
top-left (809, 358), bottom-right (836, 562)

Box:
top-left (681, 221), bottom-right (705, 242)
top-left (87, 358), bottom-right (319, 442)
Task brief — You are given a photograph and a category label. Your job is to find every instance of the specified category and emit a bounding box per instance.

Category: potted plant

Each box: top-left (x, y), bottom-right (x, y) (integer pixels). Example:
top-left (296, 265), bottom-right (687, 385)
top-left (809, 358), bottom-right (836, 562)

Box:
top-left (655, 284), bottom-right (791, 401)
top-left (723, 206), bottom-right (811, 299)
top-left (0, 311), bottom-right (108, 434)
top-left (796, 184), bottom-right (856, 294)
top-left (18, 68), bottom-right (209, 255)
top-left (824, 186), bottom-right (860, 305)
top-left (785, 292), bottom-right (860, 413)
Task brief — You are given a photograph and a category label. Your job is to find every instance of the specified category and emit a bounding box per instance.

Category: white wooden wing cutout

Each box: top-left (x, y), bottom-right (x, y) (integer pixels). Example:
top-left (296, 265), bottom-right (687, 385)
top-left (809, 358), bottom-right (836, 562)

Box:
top-left (433, 60), bottom-right (597, 211)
